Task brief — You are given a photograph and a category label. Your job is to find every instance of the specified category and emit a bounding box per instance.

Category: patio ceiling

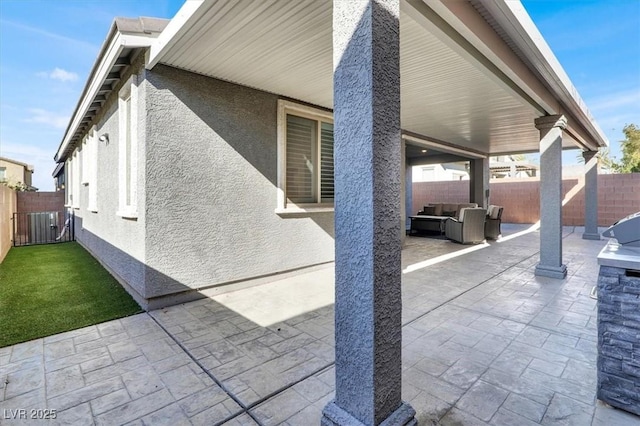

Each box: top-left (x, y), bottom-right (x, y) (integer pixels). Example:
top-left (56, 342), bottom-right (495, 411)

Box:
top-left (148, 0), bottom-right (608, 156)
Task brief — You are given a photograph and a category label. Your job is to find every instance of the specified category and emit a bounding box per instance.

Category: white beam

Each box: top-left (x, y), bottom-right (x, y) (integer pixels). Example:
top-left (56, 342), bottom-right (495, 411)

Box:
top-left (147, 0), bottom-right (207, 69)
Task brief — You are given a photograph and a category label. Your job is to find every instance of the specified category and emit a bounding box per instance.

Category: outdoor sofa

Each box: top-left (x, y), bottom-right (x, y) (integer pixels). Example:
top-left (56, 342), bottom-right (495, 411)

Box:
top-left (410, 203), bottom-right (478, 235)
top-left (445, 207), bottom-right (487, 244)
top-left (485, 205), bottom-right (504, 240)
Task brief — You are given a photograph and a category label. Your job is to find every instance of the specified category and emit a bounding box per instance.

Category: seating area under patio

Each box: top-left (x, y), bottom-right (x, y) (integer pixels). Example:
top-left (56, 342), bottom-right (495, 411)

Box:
top-left (2, 224), bottom-right (638, 425)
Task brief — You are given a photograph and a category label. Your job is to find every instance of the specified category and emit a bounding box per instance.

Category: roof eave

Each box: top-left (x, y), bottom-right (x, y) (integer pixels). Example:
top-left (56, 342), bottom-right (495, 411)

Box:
top-left (54, 18), bottom-right (169, 163)
top-left (54, 20), bottom-right (119, 163)
top-left (485, 0), bottom-right (609, 150)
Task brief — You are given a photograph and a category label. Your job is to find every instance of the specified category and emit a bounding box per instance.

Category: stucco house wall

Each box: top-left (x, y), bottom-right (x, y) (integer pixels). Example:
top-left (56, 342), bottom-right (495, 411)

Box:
top-left (142, 64), bottom-right (335, 301)
top-left (71, 56), bottom-right (148, 306)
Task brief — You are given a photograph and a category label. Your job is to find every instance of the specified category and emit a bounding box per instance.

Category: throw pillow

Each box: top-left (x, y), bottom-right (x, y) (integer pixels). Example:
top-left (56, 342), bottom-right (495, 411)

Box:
top-left (423, 206), bottom-right (436, 215)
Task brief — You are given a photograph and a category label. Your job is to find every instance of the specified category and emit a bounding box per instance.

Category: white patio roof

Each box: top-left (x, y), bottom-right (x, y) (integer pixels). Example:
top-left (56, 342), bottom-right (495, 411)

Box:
top-left (147, 0), bottom-right (608, 156)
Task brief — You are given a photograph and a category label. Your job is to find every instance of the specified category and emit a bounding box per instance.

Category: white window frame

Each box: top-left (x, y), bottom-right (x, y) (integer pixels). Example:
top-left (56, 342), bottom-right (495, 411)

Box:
top-left (64, 159), bottom-right (71, 207)
top-left (276, 100), bottom-right (334, 214)
top-left (117, 75), bottom-right (138, 219)
top-left (87, 126), bottom-right (98, 212)
top-left (81, 135), bottom-right (89, 185)
top-left (71, 151), bottom-right (80, 209)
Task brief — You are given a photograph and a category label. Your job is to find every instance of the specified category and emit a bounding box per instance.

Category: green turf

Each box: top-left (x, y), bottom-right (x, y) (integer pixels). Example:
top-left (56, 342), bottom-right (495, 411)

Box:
top-left (0, 242), bottom-right (142, 347)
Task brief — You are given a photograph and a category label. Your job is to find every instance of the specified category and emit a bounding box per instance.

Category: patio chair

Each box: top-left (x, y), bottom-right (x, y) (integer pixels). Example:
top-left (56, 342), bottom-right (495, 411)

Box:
top-left (485, 205), bottom-right (504, 240)
top-left (445, 208), bottom-right (487, 244)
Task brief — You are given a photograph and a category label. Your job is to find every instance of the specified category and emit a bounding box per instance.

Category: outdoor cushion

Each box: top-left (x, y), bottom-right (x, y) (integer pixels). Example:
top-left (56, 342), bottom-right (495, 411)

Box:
top-left (457, 203), bottom-right (477, 219)
top-left (442, 203), bottom-right (458, 214)
top-left (490, 206), bottom-right (502, 219)
top-left (487, 205), bottom-right (495, 217)
top-left (422, 206), bottom-right (436, 215)
top-left (433, 204), bottom-right (443, 216)
top-left (459, 207), bottom-right (468, 222)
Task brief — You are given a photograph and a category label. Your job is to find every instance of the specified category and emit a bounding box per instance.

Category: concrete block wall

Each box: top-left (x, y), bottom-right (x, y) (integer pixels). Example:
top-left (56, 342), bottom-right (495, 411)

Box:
top-left (598, 174), bottom-right (640, 226)
top-left (0, 186), bottom-right (16, 262)
top-left (411, 181), bottom-right (470, 214)
top-left (17, 191), bottom-right (65, 213)
top-left (489, 179), bottom-right (541, 224)
top-left (412, 173), bottom-right (640, 226)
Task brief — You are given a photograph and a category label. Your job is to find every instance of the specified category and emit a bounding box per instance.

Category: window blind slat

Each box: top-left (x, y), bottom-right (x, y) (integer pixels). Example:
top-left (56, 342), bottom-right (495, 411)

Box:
top-left (286, 115), bottom-right (316, 203)
top-left (320, 122), bottom-right (334, 202)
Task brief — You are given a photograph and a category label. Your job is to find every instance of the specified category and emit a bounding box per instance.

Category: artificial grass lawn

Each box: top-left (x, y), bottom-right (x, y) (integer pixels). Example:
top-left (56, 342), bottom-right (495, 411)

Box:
top-left (0, 242), bottom-right (142, 347)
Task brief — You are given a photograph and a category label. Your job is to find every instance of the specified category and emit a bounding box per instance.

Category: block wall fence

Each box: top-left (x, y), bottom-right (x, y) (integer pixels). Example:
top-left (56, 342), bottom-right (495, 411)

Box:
top-left (16, 191), bottom-right (65, 214)
top-left (412, 173), bottom-right (640, 227)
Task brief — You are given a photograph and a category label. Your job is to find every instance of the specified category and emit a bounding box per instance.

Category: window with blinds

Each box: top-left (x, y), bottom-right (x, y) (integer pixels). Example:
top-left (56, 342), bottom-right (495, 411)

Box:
top-left (277, 100), bottom-right (334, 212)
top-left (286, 115), bottom-right (316, 203)
top-left (285, 113), bottom-right (334, 205)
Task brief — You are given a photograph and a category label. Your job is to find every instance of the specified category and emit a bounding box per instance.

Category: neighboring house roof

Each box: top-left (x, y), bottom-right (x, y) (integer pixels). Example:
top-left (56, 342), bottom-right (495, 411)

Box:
top-left (52, 162), bottom-right (64, 178)
top-left (0, 156), bottom-right (34, 172)
top-left (54, 17), bottom-right (168, 163)
top-left (55, 0), bottom-right (608, 164)
top-left (490, 155), bottom-right (539, 176)
top-left (441, 163), bottom-right (468, 173)
top-left (490, 161), bottom-right (538, 174)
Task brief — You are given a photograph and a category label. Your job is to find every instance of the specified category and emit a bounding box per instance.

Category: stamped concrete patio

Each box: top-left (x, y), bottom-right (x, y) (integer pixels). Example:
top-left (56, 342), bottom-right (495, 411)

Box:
top-left (2, 224), bottom-right (639, 425)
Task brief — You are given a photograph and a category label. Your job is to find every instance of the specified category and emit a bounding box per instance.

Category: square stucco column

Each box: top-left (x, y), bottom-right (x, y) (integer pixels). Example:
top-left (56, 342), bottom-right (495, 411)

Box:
top-left (535, 115), bottom-right (567, 279)
top-left (582, 150), bottom-right (601, 240)
top-left (469, 157), bottom-right (490, 207)
top-left (403, 140), bottom-right (413, 244)
top-left (322, 1), bottom-right (416, 425)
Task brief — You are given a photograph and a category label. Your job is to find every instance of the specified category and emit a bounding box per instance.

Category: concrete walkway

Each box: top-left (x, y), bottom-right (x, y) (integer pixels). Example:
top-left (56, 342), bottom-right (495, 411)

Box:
top-left (2, 225), bottom-right (640, 425)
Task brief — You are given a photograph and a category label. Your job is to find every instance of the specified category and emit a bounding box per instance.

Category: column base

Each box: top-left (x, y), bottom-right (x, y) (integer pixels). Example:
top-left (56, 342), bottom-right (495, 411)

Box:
top-left (535, 263), bottom-right (567, 279)
top-left (322, 400), bottom-right (417, 426)
top-left (583, 232), bottom-right (601, 241)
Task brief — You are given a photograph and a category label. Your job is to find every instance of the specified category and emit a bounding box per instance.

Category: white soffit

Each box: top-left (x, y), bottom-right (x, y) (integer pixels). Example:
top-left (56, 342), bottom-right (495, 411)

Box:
top-left (149, 0), bottom-right (590, 154)
top-left (428, 0), bottom-right (607, 150)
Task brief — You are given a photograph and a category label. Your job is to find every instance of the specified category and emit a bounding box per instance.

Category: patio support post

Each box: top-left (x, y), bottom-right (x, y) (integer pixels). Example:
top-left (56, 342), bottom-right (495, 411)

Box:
top-left (535, 115), bottom-right (567, 279)
top-left (323, 0), bottom-right (416, 425)
top-left (403, 139), bottom-right (413, 242)
top-left (469, 158), bottom-right (490, 207)
top-left (582, 150), bottom-right (601, 240)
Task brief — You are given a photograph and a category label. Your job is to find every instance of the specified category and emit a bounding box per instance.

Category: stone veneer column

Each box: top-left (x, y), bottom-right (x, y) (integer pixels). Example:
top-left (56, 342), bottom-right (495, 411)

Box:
top-left (535, 115), bottom-right (567, 279)
top-left (582, 150), bottom-right (601, 240)
top-left (322, 0), bottom-right (416, 425)
top-left (469, 157), bottom-right (490, 207)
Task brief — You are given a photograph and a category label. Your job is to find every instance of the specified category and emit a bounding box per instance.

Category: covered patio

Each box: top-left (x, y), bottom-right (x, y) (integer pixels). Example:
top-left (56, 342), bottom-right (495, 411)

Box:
top-left (2, 225), bottom-right (638, 424)
top-left (144, 0), bottom-right (609, 423)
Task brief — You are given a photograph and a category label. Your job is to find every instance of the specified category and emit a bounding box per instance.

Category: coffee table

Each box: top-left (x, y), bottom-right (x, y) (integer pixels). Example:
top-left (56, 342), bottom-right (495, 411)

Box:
top-left (409, 215), bottom-right (449, 235)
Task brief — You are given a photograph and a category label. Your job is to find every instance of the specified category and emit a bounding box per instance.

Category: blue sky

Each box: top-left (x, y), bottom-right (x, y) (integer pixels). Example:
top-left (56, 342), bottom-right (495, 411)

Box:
top-left (0, 0), bottom-right (638, 191)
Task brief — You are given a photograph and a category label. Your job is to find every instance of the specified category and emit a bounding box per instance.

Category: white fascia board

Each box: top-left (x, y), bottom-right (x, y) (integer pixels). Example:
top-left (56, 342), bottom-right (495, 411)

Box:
top-left (55, 33), bottom-right (156, 162)
top-left (403, 134), bottom-right (487, 159)
top-left (147, 0), bottom-right (206, 69)
top-left (483, 1), bottom-right (608, 149)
